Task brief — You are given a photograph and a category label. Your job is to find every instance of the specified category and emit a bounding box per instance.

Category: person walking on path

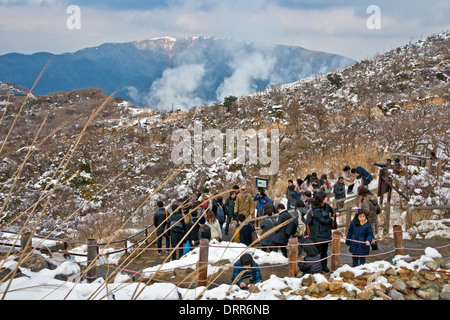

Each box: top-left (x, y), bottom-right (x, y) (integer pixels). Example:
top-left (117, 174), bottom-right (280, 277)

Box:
top-left (259, 205), bottom-right (278, 252)
top-left (310, 191), bottom-right (338, 273)
top-left (271, 203), bottom-right (292, 258)
top-left (234, 185), bottom-right (255, 219)
top-left (224, 191), bottom-right (237, 236)
top-left (333, 176), bottom-right (346, 209)
top-left (186, 209), bottom-right (200, 249)
top-left (167, 203), bottom-right (187, 260)
top-left (206, 210), bottom-right (222, 241)
top-left (194, 216), bottom-right (211, 246)
top-left (153, 201), bottom-right (170, 255)
top-left (254, 187), bottom-right (271, 217)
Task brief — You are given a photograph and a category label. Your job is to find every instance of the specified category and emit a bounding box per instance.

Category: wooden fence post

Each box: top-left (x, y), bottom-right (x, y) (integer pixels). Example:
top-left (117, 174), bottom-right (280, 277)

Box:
top-left (383, 203), bottom-right (391, 235)
top-left (63, 241), bottom-right (69, 259)
top-left (124, 240), bottom-right (128, 257)
top-left (331, 230), bottom-right (342, 272)
top-left (86, 239), bottom-right (98, 283)
top-left (21, 232), bottom-right (32, 253)
top-left (288, 237), bottom-right (299, 277)
top-left (393, 225), bottom-right (404, 256)
top-left (198, 238), bottom-right (209, 287)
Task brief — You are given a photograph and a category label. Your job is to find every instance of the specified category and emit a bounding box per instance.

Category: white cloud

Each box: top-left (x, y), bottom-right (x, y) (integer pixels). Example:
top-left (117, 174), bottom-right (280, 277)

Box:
top-left (129, 63), bottom-right (207, 110)
top-left (216, 51), bottom-right (277, 100)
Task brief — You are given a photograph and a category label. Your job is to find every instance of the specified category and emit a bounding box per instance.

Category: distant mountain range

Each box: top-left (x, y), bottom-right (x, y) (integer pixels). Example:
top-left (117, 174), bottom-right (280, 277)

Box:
top-left (0, 36), bottom-right (355, 110)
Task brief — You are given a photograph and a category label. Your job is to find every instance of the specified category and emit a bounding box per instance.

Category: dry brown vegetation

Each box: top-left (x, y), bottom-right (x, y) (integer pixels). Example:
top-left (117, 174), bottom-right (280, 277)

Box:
top-left (0, 31), bottom-right (449, 241)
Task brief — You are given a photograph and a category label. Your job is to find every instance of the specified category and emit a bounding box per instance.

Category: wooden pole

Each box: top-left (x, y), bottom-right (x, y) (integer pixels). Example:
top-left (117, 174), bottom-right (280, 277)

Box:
top-left (331, 230), bottom-right (342, 272)
top-left (288, 237), bottom-right (299, 277)
top-left (124, 240), bottom-right (128, 257)
top-left (383, 203), bottom-right (391, 235)
top-left (63, 241), bottom-right (69, 259)
top-left (198, 238), bottom-right (209, 287)
top-left (86, 239), bottom-right (97, 283)
top-left (393, 225), bottom-right (404, 256)
top-left (21, 232), bottom-right (32, 253)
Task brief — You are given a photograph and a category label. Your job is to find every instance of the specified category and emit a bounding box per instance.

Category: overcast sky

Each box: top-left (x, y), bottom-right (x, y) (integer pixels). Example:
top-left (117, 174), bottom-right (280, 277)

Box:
top-left (0, 0), bottom-right (448, 60)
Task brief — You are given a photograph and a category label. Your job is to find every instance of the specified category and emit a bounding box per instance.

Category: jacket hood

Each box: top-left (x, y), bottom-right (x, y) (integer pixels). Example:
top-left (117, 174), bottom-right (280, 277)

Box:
top-left (365, 194), bottom-right (378, 203)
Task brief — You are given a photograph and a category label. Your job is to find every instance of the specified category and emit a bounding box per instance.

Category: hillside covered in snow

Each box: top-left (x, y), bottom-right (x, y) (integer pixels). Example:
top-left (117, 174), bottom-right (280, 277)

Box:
top-left (0, 30), bottom-right (448, 241)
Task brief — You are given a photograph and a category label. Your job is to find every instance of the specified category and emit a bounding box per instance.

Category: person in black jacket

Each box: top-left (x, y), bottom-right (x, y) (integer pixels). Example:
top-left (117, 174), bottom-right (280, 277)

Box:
top-left (310, 192), bottom-right (338, 273)
top-left (195, 215), bottom-right (211, 246)
top-left (271, 203), bottom-right (292, 258)
top-left (153, 201), bottom-right (170, 255)
top-left (186, 209), bottom-right (200, 248)
top-left (238, 214), bottom-right (253, 246)
top-left (167, 203), bottom-right (187, 260)
top-left (298, 237), bottom-right (322, 277)
top-left (259, 206), bottom-right (277, 252)
top-left (333, 176), bottom-right (346, 209)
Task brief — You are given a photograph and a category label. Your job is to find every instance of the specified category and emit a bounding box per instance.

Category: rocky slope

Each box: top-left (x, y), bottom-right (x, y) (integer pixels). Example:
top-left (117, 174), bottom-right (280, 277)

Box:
top-left (0, 31), bottom-right (448, 240)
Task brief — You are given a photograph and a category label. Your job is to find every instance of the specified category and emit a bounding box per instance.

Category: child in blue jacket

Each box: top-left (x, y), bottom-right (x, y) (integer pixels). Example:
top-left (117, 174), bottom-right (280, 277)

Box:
top-left (345, 210), bottom-right (373, 267)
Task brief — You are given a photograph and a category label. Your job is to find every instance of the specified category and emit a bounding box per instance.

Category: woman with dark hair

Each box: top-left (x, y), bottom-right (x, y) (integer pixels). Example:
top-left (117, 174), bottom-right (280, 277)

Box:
top-left (253, 187), bottom-right (271, 218)
top-left (300, 174), bottom-right (313, 201)
top-left (345, 210), bottom-right (373, 267)
top-left (298, 237), bottom-right (322, 276)
top-left (319, 174), bottom-right (332, 201)
top-left (206, 209), bottom-right (222, 241)
top-left (310, 191), bottom-right (338, 273)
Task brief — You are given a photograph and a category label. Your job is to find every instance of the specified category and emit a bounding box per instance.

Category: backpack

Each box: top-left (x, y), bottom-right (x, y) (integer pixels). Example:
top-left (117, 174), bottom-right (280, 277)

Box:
top-left (294, 209), bottom-right (306, 237)
top-left (303, 209), bottom-right (313, 238)
top-left (216, 204), bottom-right (225, 223)
top-left (285, 211), bottom-right (299, 236)
top-left (169, 219), bottom-right (184, 233)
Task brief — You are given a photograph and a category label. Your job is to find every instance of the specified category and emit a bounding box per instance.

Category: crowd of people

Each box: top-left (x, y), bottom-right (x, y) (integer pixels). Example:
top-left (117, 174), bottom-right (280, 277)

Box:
top-left (153, 162), bottom-right (389, 285)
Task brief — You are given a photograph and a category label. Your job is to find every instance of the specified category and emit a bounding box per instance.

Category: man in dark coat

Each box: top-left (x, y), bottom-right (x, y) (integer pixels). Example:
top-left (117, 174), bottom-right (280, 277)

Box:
top-left (223, 192), bottom-right (237, 235)
top-left (271, 203), bottom-right (292, 257)
top-left (195, 216), bottom-right (211, 246)
top-left (333, 176), bottom-right (346, 209)
top-left (153, 201), bottom-right (170, 255)
top-left (167, 204), bottom-right (187, 260)
top-left (186, 209), bottom-right (200, 248)
top-left (259, 206), bottom-right (277, 251)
